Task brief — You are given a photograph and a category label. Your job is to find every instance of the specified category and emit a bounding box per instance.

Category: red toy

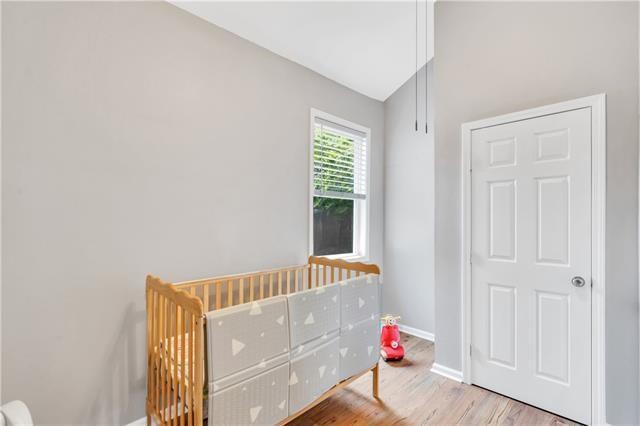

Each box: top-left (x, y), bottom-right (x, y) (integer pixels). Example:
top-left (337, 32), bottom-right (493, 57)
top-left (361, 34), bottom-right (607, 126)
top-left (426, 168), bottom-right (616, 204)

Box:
top-left (380, 315), bottom-right (405, 361)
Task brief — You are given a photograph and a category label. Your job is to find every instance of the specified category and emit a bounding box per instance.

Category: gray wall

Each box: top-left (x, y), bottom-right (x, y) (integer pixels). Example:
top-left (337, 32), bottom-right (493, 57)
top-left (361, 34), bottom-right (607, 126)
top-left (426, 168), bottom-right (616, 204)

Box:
top-left (1, 2), bottom-right (384, 424)
top-left (383, 62), bottom-right (434, 335)
top-left (434, 2), bottom-right (639, 424)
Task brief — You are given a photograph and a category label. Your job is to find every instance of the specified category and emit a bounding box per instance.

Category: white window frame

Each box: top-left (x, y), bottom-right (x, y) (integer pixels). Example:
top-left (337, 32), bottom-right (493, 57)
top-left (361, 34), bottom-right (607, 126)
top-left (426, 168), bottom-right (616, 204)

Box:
top-left (309, 108), bottom-right (371, 261)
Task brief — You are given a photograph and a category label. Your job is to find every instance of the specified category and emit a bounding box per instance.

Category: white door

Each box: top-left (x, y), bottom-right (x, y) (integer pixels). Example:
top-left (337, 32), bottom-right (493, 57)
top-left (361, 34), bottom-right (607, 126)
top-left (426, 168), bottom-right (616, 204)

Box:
top-left (470, 108), bottom-right (591, 424)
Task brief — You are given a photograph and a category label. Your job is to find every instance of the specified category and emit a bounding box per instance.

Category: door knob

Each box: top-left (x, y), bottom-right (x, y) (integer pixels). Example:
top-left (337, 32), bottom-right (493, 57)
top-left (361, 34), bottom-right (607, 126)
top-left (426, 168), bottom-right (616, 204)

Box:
top-left (571, 276), bottom-right (586, 287)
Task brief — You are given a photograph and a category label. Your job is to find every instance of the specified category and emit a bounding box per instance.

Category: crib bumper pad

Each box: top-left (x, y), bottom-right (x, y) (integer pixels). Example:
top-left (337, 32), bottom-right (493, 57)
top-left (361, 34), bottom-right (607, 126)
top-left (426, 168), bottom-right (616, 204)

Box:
top-left (206, 295), bottom-right (290, 383)
top-left (208, 362), bottom-right (289, 425)
top-left (339, 314), bottom-right (380, 381)
top-left (340, 275), bottom-right (380, 326)
top-left (289, 336), bottom-right (340, 414)
top-left (287, 284), bottom-right (341, 413)
top-left (339, 275), bottom-right (381, 381)
top-left (287, 283), bottom-right (341, 349)
top-left (206, 296), bottom-right (290, 425)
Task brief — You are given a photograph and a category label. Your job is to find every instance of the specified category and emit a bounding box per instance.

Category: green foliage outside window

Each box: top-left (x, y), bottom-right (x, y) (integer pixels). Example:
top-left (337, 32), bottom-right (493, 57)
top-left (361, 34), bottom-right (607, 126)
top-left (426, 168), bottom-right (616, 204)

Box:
top-left (314, 129), bottom-right (355, 216)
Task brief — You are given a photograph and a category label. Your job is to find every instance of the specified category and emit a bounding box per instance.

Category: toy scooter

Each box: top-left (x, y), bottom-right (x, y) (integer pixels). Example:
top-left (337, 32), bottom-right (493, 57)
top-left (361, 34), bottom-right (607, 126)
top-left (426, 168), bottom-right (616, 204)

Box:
top-left (380, 314), bottom-right (405, 361)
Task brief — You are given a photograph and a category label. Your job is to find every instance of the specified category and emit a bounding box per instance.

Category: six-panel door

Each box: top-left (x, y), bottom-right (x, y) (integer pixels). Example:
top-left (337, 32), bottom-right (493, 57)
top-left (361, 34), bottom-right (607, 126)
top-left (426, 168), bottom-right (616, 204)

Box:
top-left (470, 108), bottom-right (591, 424)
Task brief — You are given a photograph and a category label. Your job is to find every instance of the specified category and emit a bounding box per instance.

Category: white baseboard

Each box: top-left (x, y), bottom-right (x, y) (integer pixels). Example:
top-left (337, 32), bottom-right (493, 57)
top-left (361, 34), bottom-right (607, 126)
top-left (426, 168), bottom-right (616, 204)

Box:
top-left (398, 324), bottom-right (435, 342)
top-left (430, 363), bottom-right (463, 382)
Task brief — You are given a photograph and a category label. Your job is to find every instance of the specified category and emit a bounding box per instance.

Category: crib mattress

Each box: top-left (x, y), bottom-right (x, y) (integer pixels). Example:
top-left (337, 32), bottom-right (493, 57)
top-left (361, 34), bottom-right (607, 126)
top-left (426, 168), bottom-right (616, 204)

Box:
top-left (208, 362), bottom-right (289, 425)
top-left (206, 296), bottom-right (290, 383)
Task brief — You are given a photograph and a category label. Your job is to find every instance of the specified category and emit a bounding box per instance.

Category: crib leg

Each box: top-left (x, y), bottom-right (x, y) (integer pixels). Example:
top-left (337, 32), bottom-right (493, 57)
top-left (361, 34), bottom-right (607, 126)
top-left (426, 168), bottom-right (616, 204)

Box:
top-left (372, 363), bottom-right (379, 398)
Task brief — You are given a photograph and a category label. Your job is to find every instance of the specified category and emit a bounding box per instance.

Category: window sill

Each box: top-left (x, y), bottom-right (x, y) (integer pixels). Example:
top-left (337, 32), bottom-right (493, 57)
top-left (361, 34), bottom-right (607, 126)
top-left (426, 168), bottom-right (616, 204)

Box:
top-left (322, 253), bottom-right (369, 263)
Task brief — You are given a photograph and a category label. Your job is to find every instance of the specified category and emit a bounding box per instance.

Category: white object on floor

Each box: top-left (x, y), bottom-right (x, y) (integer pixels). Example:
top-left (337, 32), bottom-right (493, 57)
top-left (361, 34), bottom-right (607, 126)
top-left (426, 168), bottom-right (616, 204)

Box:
top-left (1, 401), bottom-right (33, 426)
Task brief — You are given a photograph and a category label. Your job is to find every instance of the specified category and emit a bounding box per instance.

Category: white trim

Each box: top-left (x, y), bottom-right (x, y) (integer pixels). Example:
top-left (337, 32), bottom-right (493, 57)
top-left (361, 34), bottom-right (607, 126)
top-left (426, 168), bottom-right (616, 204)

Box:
top-left (460, 94), bottom-right (607, 426)
top-left (398, 324), bottom-right (435, 342)
top-left (431, 363), bottom-right (463, 382)
top-left (308, 108), bottom-right (371, 260)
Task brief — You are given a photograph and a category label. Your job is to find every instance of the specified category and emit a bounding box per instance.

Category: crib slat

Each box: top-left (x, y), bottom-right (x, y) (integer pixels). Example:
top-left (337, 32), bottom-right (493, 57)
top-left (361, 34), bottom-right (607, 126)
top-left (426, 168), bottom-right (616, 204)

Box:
top-left (239, 278), bottom-right (244, 304)
top-left (260, 275), bottom-right (265, 299)
top-left (249, 276), bottom-right (255, 301)
top-left (227, 280), bottom-right (233, 307)
top-left (323, 265), bottom-right (327, 286)
top-left (191, 314), bottom-right (196, 426)
top-left (158, 295), bottom-right (163, 422)
top-left (287, 270), bottom-right (291, 294)
top-left (164, 301), bottom-right (169, 424)
top-left (356, 271), bottom-right (361, 277)
top-left (295, 269), bottom-right (300, 292)
top-left (172, 304), bottom-right (179, 426)
top-left (160, 297), bottom-right (169, 422)
top-left (269, 273), bottom-right (274, 297)
top-left (330, 266), bottom-right (335, 284)
top-left (160, 296), bottom-right (166, 424)
top-left (148, 291), bottom-right (153, 415)
top-left (188, 314), bottom-right (194, 426)
top-left (153, 292), bottom-right (160, 419)
top-left (338, 267), bottom-right (343, 281)
top-left (166, 301), bottom-right (173, 422)
top-left (278, 271), bottom-right (282, 295)
top-left (203, 284), bottom-right (209, 313)
top-left (194, 316), bottom-right (203, 426)
top-left (315, 265), bottom-right (319, 288)
top-left (215, 282), bottom-right (222, 310)
top-left (146, 289), bottom-right (151, 414)
top-left (180, 309), bottom-right (186, 426)
top-left (347, 269), bottom-right (351, 279)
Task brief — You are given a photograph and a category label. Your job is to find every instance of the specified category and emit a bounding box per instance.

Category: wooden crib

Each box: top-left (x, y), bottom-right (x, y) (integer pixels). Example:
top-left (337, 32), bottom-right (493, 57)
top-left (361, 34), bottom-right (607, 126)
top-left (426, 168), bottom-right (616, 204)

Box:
top-left (146, 256), bottom-right (381, 426)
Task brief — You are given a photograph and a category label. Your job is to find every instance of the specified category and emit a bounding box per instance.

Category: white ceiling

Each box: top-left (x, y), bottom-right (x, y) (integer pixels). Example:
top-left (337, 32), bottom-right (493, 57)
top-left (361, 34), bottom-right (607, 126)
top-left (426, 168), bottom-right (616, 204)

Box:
top-left (170, 1), bottom-right (434, 101)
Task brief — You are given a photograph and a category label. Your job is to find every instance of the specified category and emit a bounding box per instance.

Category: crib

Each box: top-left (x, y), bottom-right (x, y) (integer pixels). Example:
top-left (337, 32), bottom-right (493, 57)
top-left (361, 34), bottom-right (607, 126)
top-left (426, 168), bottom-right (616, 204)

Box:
top-left (146, 256), bottom-right (381, 426)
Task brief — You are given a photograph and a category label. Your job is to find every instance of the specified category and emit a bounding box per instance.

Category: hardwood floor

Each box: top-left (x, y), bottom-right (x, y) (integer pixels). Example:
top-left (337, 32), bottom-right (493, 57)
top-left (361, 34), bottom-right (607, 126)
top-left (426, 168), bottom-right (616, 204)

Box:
top-left (288, 333), bottom-right (578, 425)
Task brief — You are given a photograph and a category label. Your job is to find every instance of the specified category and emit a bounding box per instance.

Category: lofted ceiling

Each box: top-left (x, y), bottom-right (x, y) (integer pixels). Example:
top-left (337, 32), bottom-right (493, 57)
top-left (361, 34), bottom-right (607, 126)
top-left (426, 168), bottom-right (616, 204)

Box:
top-left (170, 1), bottom-right (434, 101)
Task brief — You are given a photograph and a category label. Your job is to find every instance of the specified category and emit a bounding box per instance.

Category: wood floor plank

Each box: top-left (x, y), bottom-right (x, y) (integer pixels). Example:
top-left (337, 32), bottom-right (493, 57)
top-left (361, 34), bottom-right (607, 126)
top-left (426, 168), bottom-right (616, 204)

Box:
top-left (286, 334), bottom-right (579, 426)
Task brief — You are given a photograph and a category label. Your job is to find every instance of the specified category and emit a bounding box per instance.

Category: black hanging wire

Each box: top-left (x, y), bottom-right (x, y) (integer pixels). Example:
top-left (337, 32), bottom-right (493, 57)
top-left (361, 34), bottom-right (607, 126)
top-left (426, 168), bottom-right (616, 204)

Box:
top-left (414, 0), bottom-right (418, 132)
top-left (425, 0), bottom-right (429, 134)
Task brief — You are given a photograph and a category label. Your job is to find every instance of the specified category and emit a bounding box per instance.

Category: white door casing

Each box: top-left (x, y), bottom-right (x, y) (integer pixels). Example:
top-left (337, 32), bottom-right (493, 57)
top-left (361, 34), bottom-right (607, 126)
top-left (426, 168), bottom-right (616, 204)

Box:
top-left (461, 95), bottom-right (606, 426)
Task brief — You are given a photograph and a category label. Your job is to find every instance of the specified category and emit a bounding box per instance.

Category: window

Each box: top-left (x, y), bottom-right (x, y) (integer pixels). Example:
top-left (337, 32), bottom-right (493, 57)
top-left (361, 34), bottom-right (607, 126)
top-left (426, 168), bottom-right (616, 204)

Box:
top-left (310, 109), bottom-right (369, 259)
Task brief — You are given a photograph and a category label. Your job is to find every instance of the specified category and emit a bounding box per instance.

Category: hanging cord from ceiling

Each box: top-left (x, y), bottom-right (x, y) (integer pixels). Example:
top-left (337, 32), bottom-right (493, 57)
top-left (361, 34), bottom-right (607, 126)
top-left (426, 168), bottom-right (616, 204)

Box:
top-left (425, 0), bottom-right (429, 134)
top-left (414, 0), bottom-right (418, 132)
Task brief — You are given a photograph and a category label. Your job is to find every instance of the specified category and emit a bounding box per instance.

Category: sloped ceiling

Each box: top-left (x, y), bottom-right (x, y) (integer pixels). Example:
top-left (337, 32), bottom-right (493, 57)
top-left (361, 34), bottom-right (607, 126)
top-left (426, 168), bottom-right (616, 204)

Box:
top-left (170, 1), bottom-right (434, 101)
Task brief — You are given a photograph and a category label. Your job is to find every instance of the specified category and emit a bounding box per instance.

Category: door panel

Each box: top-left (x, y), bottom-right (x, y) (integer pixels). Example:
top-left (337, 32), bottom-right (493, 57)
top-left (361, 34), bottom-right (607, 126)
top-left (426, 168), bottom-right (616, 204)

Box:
top-left (536, 176), bottom-right (570, 265)
top-left (471, 108), bottom-right (591, 424)
top-left (489, 180), bottom-right (516, 261)
top-left (488, 284), bottom-right (517, 368)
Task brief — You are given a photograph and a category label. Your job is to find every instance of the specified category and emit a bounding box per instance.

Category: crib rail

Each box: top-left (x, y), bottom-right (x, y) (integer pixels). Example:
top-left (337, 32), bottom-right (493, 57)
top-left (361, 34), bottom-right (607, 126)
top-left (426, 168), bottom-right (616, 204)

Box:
top-left (146, 276), bottom-right (204, 426)
top-left (173, 264), bottom-right (309, 312)
top-left (172, 257), bottom-right (380, 313)
top-left (308, 256), bottom-right (380, 286)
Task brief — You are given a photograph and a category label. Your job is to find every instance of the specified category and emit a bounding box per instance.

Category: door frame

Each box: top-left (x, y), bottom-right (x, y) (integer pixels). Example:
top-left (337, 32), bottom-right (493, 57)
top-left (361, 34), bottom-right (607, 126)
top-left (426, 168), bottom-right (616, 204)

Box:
top-left (460, 94), bottom-right (606, 425)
